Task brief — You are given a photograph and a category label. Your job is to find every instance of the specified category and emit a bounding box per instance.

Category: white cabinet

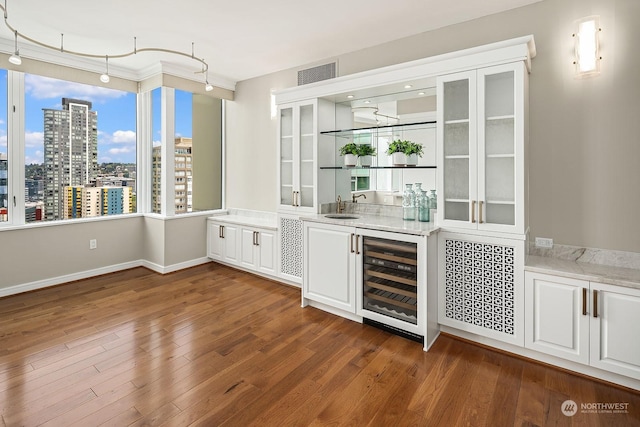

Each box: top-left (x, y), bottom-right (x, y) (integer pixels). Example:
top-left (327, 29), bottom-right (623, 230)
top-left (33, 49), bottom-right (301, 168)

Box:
top-left (525, 272), bottom-right (590, 364)
top-left (590, 281), bottom-right (640, 380)
top-left (207, 218), bottom-right (277, 278)
top-left (278, 214), bottom-right (304, 285)
top-left (525, 272), bottom-right (640, 381)
top-left (207, 221), bottom-right (239, 265)
top-left (277, 99), bottom-right (336, 214)
top-left (240, 227), bottom-right (277, 276)
top-left (437, 62), bottom-right (527, 235)
top-left (438, 231), bottom-right (525, 346)
top-left (303, 221), bottom-right (358, 313)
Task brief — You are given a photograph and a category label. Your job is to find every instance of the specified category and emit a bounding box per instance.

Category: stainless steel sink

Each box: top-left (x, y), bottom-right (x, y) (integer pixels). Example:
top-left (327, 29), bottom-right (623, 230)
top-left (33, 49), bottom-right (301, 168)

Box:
top-left (324, 214), bottom-right (360, 219)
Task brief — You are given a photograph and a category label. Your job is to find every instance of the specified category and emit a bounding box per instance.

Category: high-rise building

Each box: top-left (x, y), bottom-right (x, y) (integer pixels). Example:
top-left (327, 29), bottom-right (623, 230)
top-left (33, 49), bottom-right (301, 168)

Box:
top-left (43, 98), bottom-right (98, 221)
top-left (152, 137), bottom-right (192, 214)
top-left (63, 185), bottom-right (132, 219)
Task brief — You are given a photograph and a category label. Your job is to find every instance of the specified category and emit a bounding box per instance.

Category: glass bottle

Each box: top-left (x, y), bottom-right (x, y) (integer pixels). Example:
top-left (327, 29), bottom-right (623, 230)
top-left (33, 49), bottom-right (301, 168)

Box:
top-left (402, 183), bottom-right (415, 221)
top-left (417, 190), bottom-right (430, 222)
top-left (429, 189), bottom-right (437, 210)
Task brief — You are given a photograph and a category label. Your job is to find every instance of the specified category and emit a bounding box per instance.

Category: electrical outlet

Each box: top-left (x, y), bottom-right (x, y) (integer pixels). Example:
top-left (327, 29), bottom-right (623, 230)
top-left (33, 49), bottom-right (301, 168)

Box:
top-left (535, 237), bottom-right (553, 248)
top-left (89, 239), bottom-right (97, 250)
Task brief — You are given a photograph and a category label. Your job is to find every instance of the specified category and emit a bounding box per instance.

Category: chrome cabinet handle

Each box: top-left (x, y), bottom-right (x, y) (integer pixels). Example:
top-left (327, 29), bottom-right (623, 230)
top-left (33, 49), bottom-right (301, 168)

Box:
top-left (254, 231), bottom-right (260, 246)
top-left (219, 225), bottom-right (225, 239)
top-left (350, 233), bottom-right (355, 253)
top-left (479, 201), bottom-right (484, 224)
top-left (355, 234), bottom-right (360, 255)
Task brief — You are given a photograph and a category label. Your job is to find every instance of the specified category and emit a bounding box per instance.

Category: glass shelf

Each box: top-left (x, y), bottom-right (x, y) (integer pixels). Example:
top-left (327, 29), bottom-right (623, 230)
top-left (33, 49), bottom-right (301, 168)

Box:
top-left (320, 165), bottom-right (436, 170)
top-left (320, 120), bottom-right (437, 138)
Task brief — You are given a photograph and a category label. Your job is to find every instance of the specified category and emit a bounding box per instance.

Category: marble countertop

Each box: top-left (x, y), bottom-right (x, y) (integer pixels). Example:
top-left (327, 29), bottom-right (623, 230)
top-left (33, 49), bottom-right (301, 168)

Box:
top-left (207, 213), bottom-right (278, 230)
top-left (526, 255), bottom-right (640, 290)
top-left (300, 213), bottom-right (439, 236)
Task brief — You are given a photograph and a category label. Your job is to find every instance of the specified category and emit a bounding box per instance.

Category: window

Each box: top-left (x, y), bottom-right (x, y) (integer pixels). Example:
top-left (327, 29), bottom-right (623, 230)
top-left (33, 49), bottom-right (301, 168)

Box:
top-left (24, 74), bottom-right (136, 222)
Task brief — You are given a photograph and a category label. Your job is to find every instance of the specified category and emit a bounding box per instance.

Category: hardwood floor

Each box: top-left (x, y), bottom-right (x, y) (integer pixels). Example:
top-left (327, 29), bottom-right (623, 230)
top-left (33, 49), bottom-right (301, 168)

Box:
top-left (0, 263), bottom-right (638, 426)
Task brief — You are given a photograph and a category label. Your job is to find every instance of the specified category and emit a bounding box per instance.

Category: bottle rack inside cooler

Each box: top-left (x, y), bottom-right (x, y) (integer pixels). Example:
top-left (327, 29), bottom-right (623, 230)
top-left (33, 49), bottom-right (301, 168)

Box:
top-left (362, 236), bottom-right (418, 325)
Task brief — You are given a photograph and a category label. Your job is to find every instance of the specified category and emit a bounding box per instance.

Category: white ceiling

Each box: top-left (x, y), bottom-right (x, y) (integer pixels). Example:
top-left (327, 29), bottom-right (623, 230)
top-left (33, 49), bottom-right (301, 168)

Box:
top-left (1, 0), bottom-right (543, 85)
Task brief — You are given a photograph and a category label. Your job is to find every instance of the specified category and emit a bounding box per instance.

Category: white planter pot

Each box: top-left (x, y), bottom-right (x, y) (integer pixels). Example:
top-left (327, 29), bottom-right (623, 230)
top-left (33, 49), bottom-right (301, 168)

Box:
top-left (391, 152), bottom-right (407, 166)
top-left (406, 154), bottom-right (418, 166)
top-left (343, 154), bottom-right (357, 167)
top-left (359, 155), bottom-right (372, 167)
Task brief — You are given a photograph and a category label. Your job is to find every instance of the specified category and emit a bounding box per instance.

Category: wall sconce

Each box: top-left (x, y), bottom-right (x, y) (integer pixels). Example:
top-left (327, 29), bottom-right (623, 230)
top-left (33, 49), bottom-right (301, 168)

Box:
top-left (573, 16), bottom-right (601, 77)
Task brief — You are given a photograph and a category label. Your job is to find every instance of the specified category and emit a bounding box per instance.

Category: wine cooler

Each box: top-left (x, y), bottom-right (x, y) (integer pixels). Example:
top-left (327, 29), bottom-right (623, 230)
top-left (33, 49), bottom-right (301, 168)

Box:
top-left (360, 234), bottom-right (422, 339)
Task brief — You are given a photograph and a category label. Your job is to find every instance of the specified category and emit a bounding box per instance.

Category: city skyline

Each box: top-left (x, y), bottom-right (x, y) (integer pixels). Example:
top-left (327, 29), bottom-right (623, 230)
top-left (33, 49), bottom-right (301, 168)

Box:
top-left (0, 70), bottom-right (194, 165)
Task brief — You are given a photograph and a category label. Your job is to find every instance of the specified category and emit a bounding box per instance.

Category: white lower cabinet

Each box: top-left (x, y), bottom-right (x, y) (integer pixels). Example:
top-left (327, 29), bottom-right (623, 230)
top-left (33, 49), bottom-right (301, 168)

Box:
top-left (240, 227), bottom-right (277, 276)
top-left (207, 221), bottom-right (239, 265)
top-left (525, 271), bottom-right (640, 381)
top-left (303, 222), bottom-right (357, 313)
top-left (207, 219), bottom-right (277, 278)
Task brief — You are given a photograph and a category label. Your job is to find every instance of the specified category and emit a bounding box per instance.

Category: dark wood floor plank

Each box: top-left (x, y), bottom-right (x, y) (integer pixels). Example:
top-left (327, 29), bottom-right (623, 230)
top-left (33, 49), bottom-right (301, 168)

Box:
top-left (0, 263), bottom-right (639, 426)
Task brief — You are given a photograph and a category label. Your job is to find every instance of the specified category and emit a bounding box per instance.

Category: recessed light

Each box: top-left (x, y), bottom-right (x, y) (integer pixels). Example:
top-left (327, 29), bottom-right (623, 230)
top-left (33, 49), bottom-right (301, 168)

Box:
top-left (404, 85), bottom-right (412, 89)
top-left (364, 100), bottom-right (371, 104)
top-left (347, 95), bottom-right (354, 99)
top-left (418, 92), bottom-right (425, 96)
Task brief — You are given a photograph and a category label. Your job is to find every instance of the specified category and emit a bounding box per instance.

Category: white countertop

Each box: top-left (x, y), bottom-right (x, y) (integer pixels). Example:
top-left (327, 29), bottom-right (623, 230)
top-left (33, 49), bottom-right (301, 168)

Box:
top-left (207, 213), bottom-right (278, 230)
top-left (526, 255), bottom-right (640, 290)
top-left (300, 213), bottom-right (439, 236)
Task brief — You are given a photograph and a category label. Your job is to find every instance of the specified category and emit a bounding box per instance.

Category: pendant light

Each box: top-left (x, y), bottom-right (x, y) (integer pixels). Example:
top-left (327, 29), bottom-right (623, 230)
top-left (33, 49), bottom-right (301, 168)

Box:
top-left (8, 30), bottom-right (21, 65)
top-left (99, 55), bottom-right (110, 83)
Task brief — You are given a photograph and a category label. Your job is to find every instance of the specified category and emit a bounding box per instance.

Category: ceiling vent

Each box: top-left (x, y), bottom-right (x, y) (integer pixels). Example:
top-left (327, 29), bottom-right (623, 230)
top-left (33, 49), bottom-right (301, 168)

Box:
top-left (297, 62), bottom-right (336, 86)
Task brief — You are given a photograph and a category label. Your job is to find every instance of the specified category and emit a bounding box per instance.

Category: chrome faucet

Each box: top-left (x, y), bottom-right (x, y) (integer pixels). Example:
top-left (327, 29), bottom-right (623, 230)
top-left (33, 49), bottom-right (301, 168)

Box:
top-left (352, 193), bottom-right (367, 203)
top-left (336, 195), bottom-right (344, 213)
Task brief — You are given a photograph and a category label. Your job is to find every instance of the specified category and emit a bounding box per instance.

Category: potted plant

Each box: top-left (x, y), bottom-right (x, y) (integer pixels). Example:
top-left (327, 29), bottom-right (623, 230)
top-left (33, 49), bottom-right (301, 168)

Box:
top-left (357, 144), bottom-right (376, 167)
top-left (386, 139), bottom-right (408, 166)
top-left (339, 142), bottom-right (358, 167)
top-left (404, 141), bottom-right (424, 166)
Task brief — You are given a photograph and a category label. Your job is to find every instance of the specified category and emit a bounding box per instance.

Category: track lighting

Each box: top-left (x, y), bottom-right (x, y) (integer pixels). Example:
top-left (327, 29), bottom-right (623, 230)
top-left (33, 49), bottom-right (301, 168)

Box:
top-left (8, 30), bottom-right (21, 65)
top-left (100, 55), bottom-right (110, 83)
top-left (1, 0), bottom-right (215, 91)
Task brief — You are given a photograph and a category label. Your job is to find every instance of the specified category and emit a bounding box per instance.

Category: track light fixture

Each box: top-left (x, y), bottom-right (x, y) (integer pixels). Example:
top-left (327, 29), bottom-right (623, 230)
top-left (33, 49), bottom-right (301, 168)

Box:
top-left (8, 29), bottom-right (21, 65)
top-left (100, 55), bottom-right (110, 83)
top-left (1, 1), bottom-right (213, 91)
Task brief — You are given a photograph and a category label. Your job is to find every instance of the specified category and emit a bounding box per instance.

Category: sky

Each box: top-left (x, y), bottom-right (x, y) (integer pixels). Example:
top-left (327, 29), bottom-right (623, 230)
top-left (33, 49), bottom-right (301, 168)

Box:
top-left (0, 69), bottom-right (193, 165)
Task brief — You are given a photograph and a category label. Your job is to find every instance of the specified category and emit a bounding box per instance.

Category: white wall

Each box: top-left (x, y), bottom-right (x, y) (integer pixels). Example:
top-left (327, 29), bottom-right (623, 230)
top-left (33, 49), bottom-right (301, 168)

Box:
top-left (225, 0), bottom-right (640, 253)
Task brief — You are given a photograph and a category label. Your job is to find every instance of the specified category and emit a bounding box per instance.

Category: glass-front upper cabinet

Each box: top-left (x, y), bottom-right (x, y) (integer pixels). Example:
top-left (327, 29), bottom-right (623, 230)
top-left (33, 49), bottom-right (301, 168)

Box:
top-left (277, 99), bottom-right (317, 212)
top-left (438, 62), bottom-right (527, 235)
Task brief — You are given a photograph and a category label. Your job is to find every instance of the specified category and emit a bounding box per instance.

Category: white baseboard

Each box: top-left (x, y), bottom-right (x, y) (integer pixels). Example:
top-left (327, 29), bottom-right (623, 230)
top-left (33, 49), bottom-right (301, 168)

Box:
top-left (141, 257), bottom-right (211, 274)
top-left (0, 260), bottom-right (143, 298)
top-left (0, 257), bottom-right (214, 298)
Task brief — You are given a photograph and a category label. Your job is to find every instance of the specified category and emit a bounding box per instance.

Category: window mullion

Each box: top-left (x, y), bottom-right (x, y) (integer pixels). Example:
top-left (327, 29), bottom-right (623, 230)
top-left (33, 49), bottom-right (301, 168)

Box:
top-left (8, 70), bottom-right (25, 225)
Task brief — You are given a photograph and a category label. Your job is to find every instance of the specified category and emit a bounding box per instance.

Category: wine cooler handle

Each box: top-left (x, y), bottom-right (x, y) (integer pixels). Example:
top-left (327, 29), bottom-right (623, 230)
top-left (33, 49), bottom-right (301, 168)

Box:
top-left (355, 234), bottom-right (360, 255)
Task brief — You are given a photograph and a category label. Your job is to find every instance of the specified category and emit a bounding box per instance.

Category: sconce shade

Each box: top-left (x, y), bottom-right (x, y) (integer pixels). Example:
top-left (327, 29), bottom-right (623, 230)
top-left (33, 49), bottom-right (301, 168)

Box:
top-left (574, 16), bottom-right (601, 77)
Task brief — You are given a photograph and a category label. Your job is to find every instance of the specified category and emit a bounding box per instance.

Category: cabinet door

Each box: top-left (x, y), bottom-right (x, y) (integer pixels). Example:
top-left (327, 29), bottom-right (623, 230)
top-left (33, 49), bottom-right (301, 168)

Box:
top-left (257, 229), bottom-right (277, 276)
top-left (278, 104), bottom-right (295, 209)
top-left (525, 272), bottom-right (590, 364)
top-left (477, 63), bottom-right (525, 234)
top-left (437, 71), bottom-right (477, 230)
top-left (221, 224), bottom-right (239, 265)
top-left (207, 222), bottom-right (224, 261)
top-left (303, 222), bottom-right (356, 313)
top-left (297, 100), bottom-right (316, 210)
top-left (590, 282), bottom-right (640, 380)
top-left (240, 228), bottom-right (258, 269)
top-left (278, 214), bottom-right (303, 284)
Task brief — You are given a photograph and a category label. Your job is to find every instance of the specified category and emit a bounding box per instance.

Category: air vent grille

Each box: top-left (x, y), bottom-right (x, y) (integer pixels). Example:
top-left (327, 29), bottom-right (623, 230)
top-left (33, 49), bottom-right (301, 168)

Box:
top-left (297, 62), bottom-right (336, 85)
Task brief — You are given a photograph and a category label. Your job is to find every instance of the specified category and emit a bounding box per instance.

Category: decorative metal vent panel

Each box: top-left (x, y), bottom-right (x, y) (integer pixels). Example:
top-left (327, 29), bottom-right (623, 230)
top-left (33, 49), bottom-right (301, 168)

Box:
top-left (280, 217), bottom-right (303, 278)
top-left (443, 238), bottom-right (516, 335)
top-left (298, 62), bottom-right (336, 86)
